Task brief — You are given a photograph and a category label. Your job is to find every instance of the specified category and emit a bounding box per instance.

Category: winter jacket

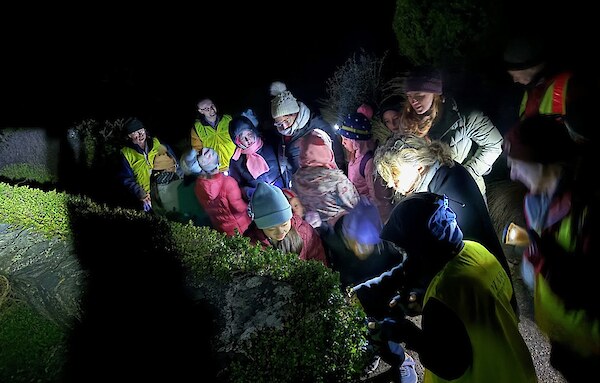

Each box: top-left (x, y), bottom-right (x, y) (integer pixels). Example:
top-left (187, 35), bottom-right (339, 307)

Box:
top-left (229, 134), bottom-right (291, 201)
top-left (277, 110), bottom-right (345, 175)
top-left (430, 98), bottom-right (503, 195)
top-left (194, 172), bottom-right (251, 236)
top-left (119, 137), bottom-right (178, 200)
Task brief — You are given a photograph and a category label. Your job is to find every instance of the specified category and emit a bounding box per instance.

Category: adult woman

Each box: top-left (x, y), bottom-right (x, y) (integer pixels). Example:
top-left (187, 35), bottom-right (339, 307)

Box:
top-left (374, 134), bottom-right (515, 313)
top-left (398, 68), bottom-right (503, 196)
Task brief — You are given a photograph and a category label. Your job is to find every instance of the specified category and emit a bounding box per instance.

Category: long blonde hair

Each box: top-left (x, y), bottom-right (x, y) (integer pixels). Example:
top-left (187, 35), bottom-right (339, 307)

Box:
top-left (374, 134), bottom-right (454, 198)
top-left (399, 95), bottom-right (444, 137)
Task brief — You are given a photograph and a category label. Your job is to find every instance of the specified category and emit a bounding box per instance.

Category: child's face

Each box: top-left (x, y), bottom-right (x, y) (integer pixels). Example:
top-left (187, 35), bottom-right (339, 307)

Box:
top-left (262, 220), bottom-right (292, 242)
top-left (289, 197), bottom-right (305, 218)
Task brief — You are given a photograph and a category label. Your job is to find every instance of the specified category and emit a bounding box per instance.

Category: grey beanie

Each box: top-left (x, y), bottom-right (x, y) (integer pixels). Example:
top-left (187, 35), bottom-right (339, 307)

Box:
top-left (251, 182), bottom-right (292, 229)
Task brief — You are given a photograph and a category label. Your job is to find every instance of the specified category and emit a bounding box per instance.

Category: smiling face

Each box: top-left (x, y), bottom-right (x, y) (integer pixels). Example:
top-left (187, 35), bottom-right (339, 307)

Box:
top-left (128, 128), bottom-right (147, 147)
top-left (262, 219), bottom-right (292, 242)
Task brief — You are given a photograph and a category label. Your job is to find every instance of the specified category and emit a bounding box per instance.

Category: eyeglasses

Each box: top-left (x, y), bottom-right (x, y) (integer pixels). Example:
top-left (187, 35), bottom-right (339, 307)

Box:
top-left (198, 104), bottom-right (215, 113)
top-left (273, 116), bottom-right (293, 128)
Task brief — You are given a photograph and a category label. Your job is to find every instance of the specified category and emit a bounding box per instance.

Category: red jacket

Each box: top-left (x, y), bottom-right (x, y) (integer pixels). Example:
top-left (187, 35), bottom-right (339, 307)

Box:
top-left (194, 173), bottom-right (251, 236)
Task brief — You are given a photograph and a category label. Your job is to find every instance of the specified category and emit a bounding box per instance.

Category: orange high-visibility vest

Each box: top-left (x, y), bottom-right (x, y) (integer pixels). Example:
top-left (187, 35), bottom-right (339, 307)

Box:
top-left (519, 72), bottom-right (572, 119)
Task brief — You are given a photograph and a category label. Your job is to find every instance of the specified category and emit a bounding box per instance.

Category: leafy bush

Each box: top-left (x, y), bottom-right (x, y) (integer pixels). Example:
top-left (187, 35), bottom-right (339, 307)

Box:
top-left (0, 163), bottom-right (57, 184)
top-left (0, 300), bottom-right (67, 383)
top-left (1, 182), bottom-right (371, 382)
top-left (393, 0), bottom-right (505, 69)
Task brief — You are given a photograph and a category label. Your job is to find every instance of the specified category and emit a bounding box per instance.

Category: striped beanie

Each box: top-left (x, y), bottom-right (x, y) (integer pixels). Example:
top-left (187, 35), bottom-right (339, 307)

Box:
top-left (338, 112), bottom-right (372, 140)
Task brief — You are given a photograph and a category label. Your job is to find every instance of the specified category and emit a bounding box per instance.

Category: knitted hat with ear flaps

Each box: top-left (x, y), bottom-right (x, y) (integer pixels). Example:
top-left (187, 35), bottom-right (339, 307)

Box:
top-left (270, 81), bottom-right (300, 118)
top-left (251, 182), bottom-right (293, 229)
top-left (124, 117), bottom-right (144, 134)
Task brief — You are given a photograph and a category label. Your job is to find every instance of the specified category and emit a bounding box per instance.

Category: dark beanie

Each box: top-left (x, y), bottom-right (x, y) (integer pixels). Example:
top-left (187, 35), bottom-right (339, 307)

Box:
top-left (405, 68), bottom-right (443, 94)
top-left (337, 112), bottom-right (372, 140)
top-left (504, 115), bottom-right (578, 164)
top-left (503, 35), bottom-right (546, 70)
top-left (124, 117), bottom-right (144, 135)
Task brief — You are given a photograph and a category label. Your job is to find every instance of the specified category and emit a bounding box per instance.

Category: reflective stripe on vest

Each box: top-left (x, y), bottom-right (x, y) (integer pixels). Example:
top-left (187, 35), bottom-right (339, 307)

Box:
top-left (519, 72), bottom-right (571, 119)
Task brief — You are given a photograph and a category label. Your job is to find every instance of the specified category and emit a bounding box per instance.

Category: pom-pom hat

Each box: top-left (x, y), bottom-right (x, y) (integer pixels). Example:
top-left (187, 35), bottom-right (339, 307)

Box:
top-left (270, 81), bottom-right (300, 118)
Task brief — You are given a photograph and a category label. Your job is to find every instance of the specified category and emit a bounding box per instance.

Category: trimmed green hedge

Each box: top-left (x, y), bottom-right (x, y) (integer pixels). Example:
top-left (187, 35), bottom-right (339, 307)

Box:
top-left (0, 182), bottom-right (370, 382)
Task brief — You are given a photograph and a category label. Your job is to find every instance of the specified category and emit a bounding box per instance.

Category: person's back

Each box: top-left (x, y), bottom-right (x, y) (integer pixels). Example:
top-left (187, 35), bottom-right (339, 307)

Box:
top-left (292, 129), bottom-right (360, 226)
top-left (193, 148), bottom-right (250, 236)
top-left (366, 193), bottom-right (536, 382)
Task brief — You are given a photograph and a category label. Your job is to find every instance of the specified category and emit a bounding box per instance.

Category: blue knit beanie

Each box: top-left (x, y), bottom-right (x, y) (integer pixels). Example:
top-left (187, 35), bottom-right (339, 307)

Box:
top-left (342, 197), bottom-right (382, 245)
top-left (338, 112), bottom-right (372, 140)
top-left (251, 182), bottom-right (292, 229)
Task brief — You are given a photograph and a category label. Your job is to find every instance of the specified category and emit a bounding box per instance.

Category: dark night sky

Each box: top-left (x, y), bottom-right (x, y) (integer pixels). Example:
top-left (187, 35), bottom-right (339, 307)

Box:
top-left (1, 2), bottom-right (398, 141)
top-left (1, 1), bottom-right (593, 144)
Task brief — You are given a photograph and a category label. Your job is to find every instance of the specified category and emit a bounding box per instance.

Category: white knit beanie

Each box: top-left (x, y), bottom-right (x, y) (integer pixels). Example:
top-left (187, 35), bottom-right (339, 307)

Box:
top-left (270, 81), bottom-right (300, 118)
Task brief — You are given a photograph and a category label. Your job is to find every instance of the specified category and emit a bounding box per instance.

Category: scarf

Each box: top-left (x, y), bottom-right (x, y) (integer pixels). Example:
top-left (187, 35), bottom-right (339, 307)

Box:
top-left (232, 137), bottom-right (269, 179)
top-left (279, 102), bottom-right (311, 137)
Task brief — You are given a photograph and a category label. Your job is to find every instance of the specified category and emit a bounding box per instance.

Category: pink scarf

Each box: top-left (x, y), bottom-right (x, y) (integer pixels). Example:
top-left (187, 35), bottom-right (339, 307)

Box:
top-left (232, 137), bottom-right (269, 179)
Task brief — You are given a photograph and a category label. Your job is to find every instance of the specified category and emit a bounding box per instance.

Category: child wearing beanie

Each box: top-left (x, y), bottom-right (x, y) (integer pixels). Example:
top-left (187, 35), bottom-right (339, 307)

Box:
top-left (194, 148), bottom-right (251, 236)
top-left (337, 107), bottom-right (394, 223)
top-left (244, 182), bottom-right (328, 266)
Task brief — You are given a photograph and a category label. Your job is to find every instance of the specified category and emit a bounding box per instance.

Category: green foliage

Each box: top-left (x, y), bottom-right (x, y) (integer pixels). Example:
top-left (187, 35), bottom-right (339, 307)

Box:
top-left (0, 182), bottom-right (71, 240)
top-left (226, 284), bottom-right (370, 383)
top-left (393, 0), bottom-right (505, 69)
top-left (70, 119), bottom-right (125, 170)
top-left (0, 163), bottom-right (58, 183)
top-left (0, 300), bottom-right (67, 383)
top-left (1, 183), bottom-right (371, 382)
top-left (319, 50), bottom-right (388, 126)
